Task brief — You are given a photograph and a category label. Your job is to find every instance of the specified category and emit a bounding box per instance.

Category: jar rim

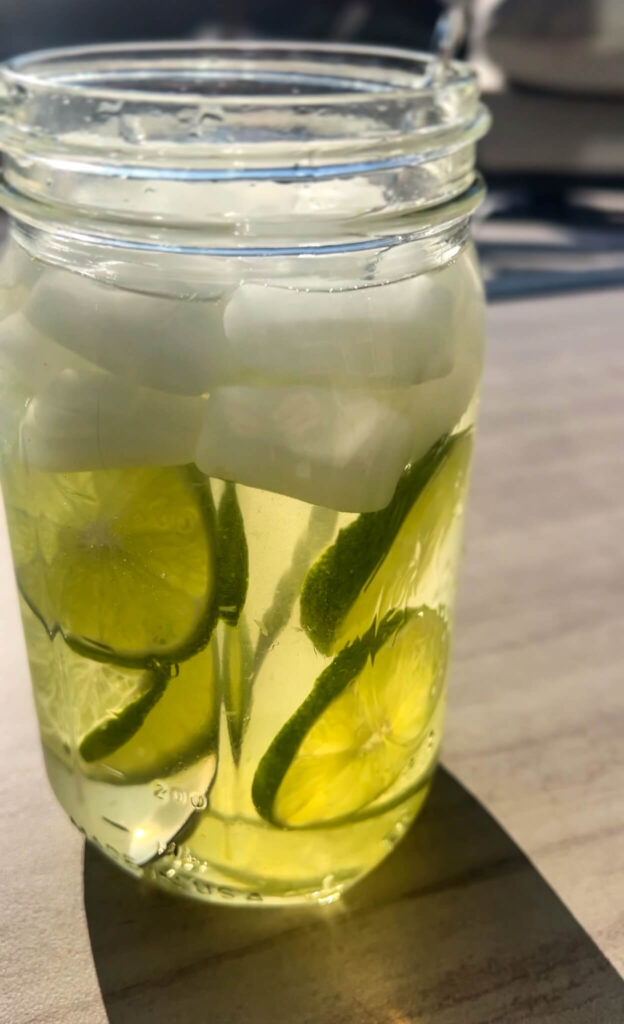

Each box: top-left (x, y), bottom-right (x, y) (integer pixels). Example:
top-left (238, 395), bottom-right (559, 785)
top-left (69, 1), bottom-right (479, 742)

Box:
top-left (3, 40), bottom-right (476, 109)
top-left (0, 42), bottom-right (489, 251)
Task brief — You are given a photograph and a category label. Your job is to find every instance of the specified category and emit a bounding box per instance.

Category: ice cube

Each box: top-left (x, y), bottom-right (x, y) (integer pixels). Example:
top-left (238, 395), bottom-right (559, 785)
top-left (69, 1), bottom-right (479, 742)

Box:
top-left (223, 272), bottom-right (457, 387)
top-left (397, 268), bottom-right (485, 462)
top-left (195, 386), bottom-right (413, 512)
top-left (24, 269), bottom-right (240, 395)
top-left (118, 175), bottom-right (383, 224)
top-left (0, 241), bottom-right (42, 322)
top-left (0, 313), bottom-right (96, 394)
top-left (20, 369), bottom-right (203, 471)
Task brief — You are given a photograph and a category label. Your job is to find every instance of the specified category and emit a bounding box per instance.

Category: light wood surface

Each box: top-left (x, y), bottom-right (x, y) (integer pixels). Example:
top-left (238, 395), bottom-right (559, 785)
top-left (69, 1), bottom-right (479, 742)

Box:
top-left (1, 287), bottom-right (623, 1023)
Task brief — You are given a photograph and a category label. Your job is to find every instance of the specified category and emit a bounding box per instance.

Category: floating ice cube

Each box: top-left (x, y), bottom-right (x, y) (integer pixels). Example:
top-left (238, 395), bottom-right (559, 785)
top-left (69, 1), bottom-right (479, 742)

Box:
top-left (195, 386), bottom-right (413, 512)
top-left (94, 259), bottom-right (228, 302)
top-left (397, 263), bottom-right (485, 461)
top-left (0, 241), bottom-right (42, 322)
top-left (21, 369), bottom-right (203, 471)
top-left (106, 175), bottom-right (383, 224)
top-left (0, 313), bottom-right (98, 396)
top-left (223, 272), bottom-right (457, 387)
top-left (25, 269), bottom-right (240, 395)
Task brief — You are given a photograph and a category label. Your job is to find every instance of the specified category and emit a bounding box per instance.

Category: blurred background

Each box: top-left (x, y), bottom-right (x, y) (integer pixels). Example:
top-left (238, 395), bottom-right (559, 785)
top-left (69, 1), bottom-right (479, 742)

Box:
top-left (0, 0), bottom-right (622, 296)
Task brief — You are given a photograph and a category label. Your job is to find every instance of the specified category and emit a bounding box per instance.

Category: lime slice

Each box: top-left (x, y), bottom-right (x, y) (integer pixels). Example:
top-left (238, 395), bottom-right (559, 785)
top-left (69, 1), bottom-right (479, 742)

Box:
top-left (20, 599), bottom-right (165, 767)
top-left (87, 641), bottom-right (220, 783)
top-left (300, 431), bottom-right (472, 655)
top-left (216, 481), bottom-right (248, 625)
top-left (3, 458), bottom-right (217, 667)
top-left (252, 607), bottom-right (448, 828)
top-left (79, 676), bottom-right (167, 763)
top-left (21, 598), bottom-right (219, 783)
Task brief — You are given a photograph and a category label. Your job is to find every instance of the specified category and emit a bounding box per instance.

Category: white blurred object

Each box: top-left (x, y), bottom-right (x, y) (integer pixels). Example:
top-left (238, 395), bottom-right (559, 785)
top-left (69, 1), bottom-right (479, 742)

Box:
top-left (434, 1), bottom-right (472, 63)
top-left (474, 0), bottom-right (624, 95)
top-left (24, 269), bottom-right (240, 396)
top-left (21, 369), bottom-right (203, 471)
top-left (474, 0), bottom-right (624, 176)
top-left (468, 0), bottom-right (506, 91)
top-left (195, 386), bottom-right (414, 513)
top-left (224, 271), bottom-right (457, 387)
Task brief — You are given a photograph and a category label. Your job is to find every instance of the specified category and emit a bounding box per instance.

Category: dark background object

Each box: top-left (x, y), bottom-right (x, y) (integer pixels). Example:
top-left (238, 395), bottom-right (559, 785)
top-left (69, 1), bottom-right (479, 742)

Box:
top-left (0, 0), bottom-right (443, 58)
top-left (1, 1), bottom-right (622, 294)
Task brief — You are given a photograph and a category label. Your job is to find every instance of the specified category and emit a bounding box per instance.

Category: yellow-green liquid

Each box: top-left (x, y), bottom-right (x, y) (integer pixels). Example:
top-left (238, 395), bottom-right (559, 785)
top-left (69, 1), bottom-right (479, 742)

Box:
top-left (10, 467), bottom-right (462, 903)
top-left (0, 240), bottom-right (484, 904)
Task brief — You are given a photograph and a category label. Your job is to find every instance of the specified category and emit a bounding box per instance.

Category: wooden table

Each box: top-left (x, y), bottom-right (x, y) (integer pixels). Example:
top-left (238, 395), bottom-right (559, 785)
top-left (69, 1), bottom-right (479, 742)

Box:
top-left (1, 287), bottom-right (623, 1023)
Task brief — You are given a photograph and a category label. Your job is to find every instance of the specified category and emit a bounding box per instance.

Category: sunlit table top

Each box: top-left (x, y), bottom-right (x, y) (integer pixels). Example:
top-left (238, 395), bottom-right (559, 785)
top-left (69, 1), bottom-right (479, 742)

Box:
top-left (1, 285), bottom-right (623, 1023)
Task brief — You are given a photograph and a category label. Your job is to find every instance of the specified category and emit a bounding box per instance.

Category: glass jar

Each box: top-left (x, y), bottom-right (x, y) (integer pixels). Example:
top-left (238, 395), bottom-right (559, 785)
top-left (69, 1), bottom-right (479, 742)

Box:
top-left (0, 43), bottom-right (489, 905)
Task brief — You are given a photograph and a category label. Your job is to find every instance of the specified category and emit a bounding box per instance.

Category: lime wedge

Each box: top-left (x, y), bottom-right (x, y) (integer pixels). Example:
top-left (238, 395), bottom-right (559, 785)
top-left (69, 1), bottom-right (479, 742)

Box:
top-left (78, 676), bottom-right (167, 762)
top-left (300, 431), bottom-right (472, 655)
top-left (252, 607), bottom-right (448, 828)
top-left (3, 459), bottom-right (217, 667)
top-left (87, 641), bottom-right (220, 783)
top-left (20, 599), bottom-right (166, 767)
top-left (21, 598), bottom-right (219, 783)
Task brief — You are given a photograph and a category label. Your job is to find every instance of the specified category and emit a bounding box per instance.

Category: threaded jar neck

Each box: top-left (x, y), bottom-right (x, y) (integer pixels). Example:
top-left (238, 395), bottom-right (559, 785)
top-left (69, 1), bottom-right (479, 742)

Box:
top-left (0, 42), bottom-right (489, 254)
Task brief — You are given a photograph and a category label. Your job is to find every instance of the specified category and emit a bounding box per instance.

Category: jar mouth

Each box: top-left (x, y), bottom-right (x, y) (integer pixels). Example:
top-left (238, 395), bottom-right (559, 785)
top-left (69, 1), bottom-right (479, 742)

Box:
top-left (4, 40), bottom-right (477, 110)
top-left (0, 42), bottom-right (489, 249)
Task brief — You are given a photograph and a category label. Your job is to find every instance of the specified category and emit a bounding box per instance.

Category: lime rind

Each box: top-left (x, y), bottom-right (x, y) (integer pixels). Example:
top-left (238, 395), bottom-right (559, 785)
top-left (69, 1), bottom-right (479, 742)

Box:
top-left (6, 459), bottom-right (223, 776)
top-left (79, 671), bottom-right (169, 762)
top-left (4, 460), bottom-right (218, 669)
top-left (252, 607), bottom-right (447, 828)
top-left (86, 640), bottom-right (221, 784)
top-left (20, 596), bottom-right (166, 768)
top-left (216, 481), bottom-right (249, 626)
top-left (300, 431), bottom-right (472, 655)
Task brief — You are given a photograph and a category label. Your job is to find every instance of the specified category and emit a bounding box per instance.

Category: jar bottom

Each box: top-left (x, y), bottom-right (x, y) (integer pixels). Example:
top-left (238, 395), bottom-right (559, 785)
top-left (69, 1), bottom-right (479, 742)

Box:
top-left (44, 746), bottom-right (434, 906)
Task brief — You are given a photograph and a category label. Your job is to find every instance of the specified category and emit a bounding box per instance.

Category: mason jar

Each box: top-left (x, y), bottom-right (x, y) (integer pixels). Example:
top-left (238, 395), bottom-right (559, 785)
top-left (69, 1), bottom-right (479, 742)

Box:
top-left (0, 43), bottom-right (489, 905)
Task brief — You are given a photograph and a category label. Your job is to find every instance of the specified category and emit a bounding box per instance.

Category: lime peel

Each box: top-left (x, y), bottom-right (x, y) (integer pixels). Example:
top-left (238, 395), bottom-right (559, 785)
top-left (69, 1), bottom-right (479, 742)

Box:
top-left (300, 432), bottom-right (472, 655)
top-left (252, 606), bottom-right (448, 828)
top-left (216, 481), bottom-right (249, 626)
top-left (87, 641), bottom-right (220, 784)
top-left (3, 460), bottom-right (218, 669)
top-left (79, 671), bottom-right (169, 762)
